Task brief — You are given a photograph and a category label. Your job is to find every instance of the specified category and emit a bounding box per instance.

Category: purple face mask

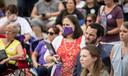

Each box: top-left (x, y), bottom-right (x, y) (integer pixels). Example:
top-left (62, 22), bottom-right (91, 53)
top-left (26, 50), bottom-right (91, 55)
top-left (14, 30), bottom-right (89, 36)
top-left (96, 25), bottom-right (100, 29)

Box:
top-left (63, 27), bottom-right (73, 36)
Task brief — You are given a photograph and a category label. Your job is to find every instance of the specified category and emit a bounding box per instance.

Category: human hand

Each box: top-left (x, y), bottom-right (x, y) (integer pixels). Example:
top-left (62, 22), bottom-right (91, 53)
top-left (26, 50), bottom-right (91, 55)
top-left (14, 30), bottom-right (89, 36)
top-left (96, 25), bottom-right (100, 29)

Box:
top-left (45, 13), bottom-right (51, 19)
top-left (53, 55), bottom-right (61, 63)
top-left (41, 13), bottom-right (47, 20)
top-left (33, 62), bottom-right (41, 68)
top-left (43, 62), bottom-right (54, 68)
top-left (0, 58), bottom-right (10, 64)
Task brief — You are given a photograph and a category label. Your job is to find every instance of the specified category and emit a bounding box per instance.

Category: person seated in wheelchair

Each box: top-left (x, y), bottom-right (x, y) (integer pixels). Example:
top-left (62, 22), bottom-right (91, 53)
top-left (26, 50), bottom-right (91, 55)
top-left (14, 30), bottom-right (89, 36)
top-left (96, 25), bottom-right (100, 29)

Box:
top-left (0, 23), bottom-right (24, 74)
top-left (31, 26), bottom-right (60, 76)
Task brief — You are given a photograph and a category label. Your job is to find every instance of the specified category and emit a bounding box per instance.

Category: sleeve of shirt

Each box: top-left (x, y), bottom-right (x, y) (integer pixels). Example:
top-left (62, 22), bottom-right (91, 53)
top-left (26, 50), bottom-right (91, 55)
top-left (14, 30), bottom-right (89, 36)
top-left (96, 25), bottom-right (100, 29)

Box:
top-left (115, 6), bottom-right (124, 19)
top-left (97, 5), bottom-right (105, 17)
top-left (19, 18), bottom-right (33, 35)
top-left (35, 41), bottom-right (45, 53)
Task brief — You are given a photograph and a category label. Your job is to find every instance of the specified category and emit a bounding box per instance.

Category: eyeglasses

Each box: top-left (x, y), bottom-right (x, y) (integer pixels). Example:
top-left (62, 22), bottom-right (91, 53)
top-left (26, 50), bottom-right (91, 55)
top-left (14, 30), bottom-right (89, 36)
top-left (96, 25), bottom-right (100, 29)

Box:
top-left (47, 32), bottom-right (55, 35)
top-left (87, 20), bottom-right (93, 22)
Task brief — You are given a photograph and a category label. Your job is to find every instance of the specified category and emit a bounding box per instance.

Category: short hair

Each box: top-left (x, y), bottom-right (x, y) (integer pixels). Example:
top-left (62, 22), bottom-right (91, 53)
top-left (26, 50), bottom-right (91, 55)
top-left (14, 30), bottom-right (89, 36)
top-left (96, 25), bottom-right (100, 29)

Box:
top-left (86, 14), bottom-right (96, 22)
top-left (5, 4), bottom-right (18, 14)
top-left (31, 20), bottom-right (44, 32)
top-left (66, 0), bottom-right (76, 6)
top-left (88, 23), bottom-right (104, 37)
top-left (48, 26), bottom-right (60, 35)
top-left (123, 22), bottom-right (128, 29)
top-left (63, 15), bottom-right (83, 39)
top-left (6, 23), bottom-right (20, 35)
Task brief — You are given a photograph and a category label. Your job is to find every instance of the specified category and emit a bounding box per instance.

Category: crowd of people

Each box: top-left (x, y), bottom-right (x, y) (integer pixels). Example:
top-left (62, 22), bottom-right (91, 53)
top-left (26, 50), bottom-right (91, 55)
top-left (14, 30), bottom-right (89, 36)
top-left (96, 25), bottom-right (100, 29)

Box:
top-left (0, 0), bottom-right (128, 76)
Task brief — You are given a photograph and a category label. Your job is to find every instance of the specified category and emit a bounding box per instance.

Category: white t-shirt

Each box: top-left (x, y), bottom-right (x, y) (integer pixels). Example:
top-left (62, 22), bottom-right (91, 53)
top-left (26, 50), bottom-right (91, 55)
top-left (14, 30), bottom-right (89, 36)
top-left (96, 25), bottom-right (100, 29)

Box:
top-left (0, 16), bottom-right (33, 35)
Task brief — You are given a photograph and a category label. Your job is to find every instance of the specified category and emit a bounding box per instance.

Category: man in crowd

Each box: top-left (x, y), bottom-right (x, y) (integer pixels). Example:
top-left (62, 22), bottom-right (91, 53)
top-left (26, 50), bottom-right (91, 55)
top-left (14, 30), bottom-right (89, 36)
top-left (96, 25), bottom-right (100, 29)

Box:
top-left (73, 23), bottom-right (112, 76)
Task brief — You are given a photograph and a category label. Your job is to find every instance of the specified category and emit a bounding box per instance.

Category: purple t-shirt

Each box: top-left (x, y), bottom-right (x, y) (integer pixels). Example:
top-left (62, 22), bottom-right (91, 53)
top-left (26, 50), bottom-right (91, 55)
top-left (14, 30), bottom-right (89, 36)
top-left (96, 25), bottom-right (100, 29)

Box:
top-left (98, 5), bottom-right (124, 42)
top-left (35, 41), bottom-right (47, 65)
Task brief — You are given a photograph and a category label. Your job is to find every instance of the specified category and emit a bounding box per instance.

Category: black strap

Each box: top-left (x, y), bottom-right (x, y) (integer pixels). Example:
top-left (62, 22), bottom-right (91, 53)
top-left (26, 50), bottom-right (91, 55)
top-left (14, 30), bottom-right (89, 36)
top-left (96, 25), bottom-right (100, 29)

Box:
top-left (45, 41), bottom-right (56, 55)
top-left (5, 40), bottom-right (14, 49)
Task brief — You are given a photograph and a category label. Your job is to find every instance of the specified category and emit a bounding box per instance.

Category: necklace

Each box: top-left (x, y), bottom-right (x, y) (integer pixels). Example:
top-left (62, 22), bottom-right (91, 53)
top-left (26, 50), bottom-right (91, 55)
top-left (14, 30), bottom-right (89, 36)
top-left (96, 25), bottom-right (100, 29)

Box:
top-left (64, 39), bottom-right (76, 51)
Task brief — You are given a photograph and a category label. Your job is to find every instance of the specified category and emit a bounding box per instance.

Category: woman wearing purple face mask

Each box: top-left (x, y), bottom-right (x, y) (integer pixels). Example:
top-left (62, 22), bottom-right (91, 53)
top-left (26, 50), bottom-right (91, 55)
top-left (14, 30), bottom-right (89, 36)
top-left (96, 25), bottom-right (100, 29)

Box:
top-left (52, 15), bottom-right (85, 76)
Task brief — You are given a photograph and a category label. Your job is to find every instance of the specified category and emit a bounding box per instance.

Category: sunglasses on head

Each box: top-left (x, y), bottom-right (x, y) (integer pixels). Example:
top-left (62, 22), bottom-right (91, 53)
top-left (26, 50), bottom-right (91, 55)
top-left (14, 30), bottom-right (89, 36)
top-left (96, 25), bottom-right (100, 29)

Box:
top-left (47, 32), bottom-right (55, 35)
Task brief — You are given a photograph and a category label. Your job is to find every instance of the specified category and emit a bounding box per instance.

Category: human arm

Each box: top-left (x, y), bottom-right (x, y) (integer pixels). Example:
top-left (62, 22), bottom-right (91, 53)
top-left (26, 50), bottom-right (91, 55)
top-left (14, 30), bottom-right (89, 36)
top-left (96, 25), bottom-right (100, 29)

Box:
top-left (24, 33), bottom-right (31, 42)
top-left (45, 2), bottom-right (64, 18)
top-left (0, 43), bottom-right (24, 64)
top-left (19, 18), bottom-right (33, 42)
top-left (31, 41), bottom-right (45, 68)
top-left (107, 6), bottom-right (124, 35)
top-left (31, 6), bottom-right (42, 19)
top-left (32, 51), bottom-right (40, 68)
top-left (107, 18), bottom-right (123, 35)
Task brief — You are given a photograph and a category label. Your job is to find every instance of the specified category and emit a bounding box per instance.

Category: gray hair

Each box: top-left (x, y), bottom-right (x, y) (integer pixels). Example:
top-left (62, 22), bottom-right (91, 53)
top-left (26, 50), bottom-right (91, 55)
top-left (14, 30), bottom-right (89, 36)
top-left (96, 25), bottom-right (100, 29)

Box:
top-left (6, 23), bottom-right (20, 35)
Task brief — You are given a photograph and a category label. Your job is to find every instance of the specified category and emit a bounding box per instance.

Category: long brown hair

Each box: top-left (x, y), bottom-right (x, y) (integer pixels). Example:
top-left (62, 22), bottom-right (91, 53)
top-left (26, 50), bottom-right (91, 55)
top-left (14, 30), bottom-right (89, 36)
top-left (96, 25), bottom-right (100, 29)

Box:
top-left (62, 15), bottom-right (83, 39)
top-left (80, 44), bottom-right (104, 76)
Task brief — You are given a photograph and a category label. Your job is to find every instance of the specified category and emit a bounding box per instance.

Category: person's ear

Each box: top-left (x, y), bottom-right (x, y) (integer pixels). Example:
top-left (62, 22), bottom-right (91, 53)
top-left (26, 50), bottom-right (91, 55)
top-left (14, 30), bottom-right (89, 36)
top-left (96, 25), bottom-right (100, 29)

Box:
top-left (96, 36), bottom-right (102, 43)
top-left (93, 57), bottom-right (97, 62)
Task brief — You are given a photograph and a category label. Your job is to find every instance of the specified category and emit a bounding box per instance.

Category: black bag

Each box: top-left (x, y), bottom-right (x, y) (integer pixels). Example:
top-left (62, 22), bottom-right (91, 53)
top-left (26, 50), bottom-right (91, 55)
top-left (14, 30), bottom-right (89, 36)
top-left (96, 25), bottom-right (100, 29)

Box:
top-left (0, 49), bottom-right (8, 61)
top-left (0, 40), bottom-right (14, 61)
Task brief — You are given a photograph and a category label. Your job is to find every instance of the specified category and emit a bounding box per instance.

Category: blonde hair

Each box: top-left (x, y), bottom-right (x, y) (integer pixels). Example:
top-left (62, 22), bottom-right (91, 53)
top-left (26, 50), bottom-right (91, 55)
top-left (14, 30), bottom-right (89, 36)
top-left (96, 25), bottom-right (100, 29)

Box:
top-left (6, 23), bottom-right (20, 36)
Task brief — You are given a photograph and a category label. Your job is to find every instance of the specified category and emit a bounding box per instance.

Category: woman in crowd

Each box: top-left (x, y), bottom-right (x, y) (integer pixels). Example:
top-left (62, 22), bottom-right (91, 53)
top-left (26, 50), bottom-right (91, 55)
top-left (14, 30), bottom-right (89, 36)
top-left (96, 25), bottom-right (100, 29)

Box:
top-left (96, 0), bottom-right (124, 43)
top-left (30, 20), bottom-right (48, 46)
top-left (32, 26), bottom-right (60, 76)
top-left (55, 0), bottom-right (84, 32)
top-left (80, 45), bottom-right (109, 76)
top-left (0, 23), bottom-right (24, 74)
top-left (110, 22), bottom-right (128, 76)
top-left (83, 0), bottom-right (100, 17)
top-left (81, 14), bottom-right (96, 33)
top-left (52, 15), bottom-right (85, 76)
